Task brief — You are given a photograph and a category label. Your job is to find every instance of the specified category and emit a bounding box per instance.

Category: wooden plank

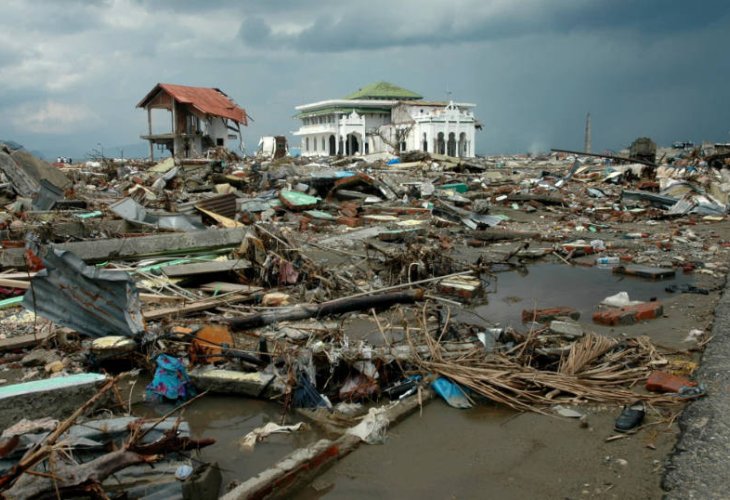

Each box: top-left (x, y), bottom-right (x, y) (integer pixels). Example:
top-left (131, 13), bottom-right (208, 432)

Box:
top-left (0, 272), bottom-right (36, 280)
top-left (0, 331), bottom-right (54, 351)
top-left (0, 227), bottom-right (249, 269)
top-left (0, 278), bottom-right (30, 289)
top-left (196, 207), bottom-right (243, 228)
top-left (613, 265), bottom-right (676, 280)
top-left (162, 259), bottom-right (251, 278)
top-left (200, 282), bottom-right (263, 294)
top-left (143, 293), bottom-right (256, 321)
top-left (139, 293), bottom-right (186, 303)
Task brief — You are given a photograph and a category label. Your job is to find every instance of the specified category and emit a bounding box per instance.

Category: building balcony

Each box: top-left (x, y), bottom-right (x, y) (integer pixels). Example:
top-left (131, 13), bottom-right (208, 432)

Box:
top-left (293, 124), bottom-right (337, 136)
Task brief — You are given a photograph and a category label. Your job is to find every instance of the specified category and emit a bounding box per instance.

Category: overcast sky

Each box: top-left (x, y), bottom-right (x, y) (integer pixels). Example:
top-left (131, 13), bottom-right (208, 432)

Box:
top-left (1, 0), bottom-right (728, 159)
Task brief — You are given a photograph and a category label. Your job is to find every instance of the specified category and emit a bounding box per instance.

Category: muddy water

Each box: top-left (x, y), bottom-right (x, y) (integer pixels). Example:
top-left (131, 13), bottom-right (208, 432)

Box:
top-left (130, 263), bottom-right (696, 497)
top-left (295, 401), bottom-right (674, 499)
top-left (132, 386), bottom-right (323, 492)
top-left (288, 263), bottom-right (689, 499)
top-left (467, 263), bottom-right (692, 328)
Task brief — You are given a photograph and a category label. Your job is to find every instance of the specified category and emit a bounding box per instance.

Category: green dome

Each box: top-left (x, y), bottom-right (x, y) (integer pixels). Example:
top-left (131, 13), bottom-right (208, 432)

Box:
top-left (344, 81), bottom-right (422, 101)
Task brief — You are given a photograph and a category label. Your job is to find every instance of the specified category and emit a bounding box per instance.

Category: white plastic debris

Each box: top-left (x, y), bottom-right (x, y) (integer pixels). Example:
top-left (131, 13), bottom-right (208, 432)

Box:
top-left (239, 422), bottom-right (305, 451)
top-left (601, 291), bottom-right (643, 308)
top-left (347, 405), bottom-right (394, 444)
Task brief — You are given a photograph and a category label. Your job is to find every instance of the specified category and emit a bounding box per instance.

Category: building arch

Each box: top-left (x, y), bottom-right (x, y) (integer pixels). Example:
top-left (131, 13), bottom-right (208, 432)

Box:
top-left (422, 133), bottom-right (428, 152)
top-left (447, 132), bottom-right (456, 157)
top-left (328, 135), bottom-right (336, 156)
top-left (436, 132), bottom-right (445, 155)
top-left (345, 132), bottom-right (361, 155)
top-left (458, 132), bottom-right (467, 157)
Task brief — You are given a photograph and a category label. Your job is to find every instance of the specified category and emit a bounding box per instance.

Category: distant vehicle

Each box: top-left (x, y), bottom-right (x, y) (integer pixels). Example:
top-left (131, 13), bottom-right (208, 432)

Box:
top-left (672, 141), bottom-right (694, 149)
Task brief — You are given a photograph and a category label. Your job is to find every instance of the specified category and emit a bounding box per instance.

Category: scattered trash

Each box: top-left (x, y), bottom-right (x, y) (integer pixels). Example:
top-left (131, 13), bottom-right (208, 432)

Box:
top-left (146, 354), bottom-right (197, 402)
top-left (614, 401), bottom-right (645, 432)
top-left (239, 422), bottom-right (305, 450)
top-left (0, 130), bottom-right (728, 498)
top-left (347, 405), bottom-right (392, 444)
top-left (646, 371), bottom-right (698, 394)
top-left (553, 405), bottom-right (585, 418)
top-left (432, 377), bottom-right (473, 409)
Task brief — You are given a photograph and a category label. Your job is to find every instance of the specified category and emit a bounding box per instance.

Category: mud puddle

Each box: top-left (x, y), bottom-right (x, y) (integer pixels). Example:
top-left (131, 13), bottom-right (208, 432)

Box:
top-left (467, 263), bottom-right (692, 328)
top-left (131, 382), bottom-right (323, 492)
top-left (289, 263), bottom-right (699, 499)
top-left (128, 263), bottom-right (702, 498)
top-left (294, 401), bottom-right (673, 500)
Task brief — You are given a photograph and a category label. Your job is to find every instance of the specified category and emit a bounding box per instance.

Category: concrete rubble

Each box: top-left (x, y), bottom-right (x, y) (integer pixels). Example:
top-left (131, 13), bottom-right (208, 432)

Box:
top-left (0, 139), bottom-right (729, 498)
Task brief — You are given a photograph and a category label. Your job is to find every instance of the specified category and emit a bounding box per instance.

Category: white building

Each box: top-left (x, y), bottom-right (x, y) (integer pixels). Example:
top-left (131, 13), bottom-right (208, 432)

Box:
top-left (293, 82), bottom-right (480, 158)
top-left (137, 83), bottom-right (248, 160)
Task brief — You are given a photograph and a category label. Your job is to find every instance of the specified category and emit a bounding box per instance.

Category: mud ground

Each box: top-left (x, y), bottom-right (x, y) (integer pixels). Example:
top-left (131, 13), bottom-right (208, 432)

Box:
top-left (288, 283), bottom-right (721, 500)
top-left (284, 213), bottom-right (730, 499)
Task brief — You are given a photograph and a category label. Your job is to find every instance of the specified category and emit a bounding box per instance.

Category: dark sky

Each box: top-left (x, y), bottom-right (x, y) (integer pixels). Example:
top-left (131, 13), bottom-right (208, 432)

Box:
top-left (0, 0), bottom-right (728, 158)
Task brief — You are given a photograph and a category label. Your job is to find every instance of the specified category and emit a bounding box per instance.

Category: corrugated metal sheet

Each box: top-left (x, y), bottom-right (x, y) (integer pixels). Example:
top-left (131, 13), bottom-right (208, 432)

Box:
top-left (22, 249), bottom-right (144, 338)
top-left (33, 179), bottom-right (64, 210)
top-left (110, 197), bottom-right (206, 232)
top-left (137, 83), bottom-right (248, 125)
top-left (195, 193), bottom-right (238, 220)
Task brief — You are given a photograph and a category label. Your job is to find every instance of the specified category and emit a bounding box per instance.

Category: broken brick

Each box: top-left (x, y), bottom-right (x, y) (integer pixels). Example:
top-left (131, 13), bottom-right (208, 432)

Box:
top-left (646, 371), bottom-right (697, 393)
top-left (592, 301), bottom-right (663, 326)
top-left (522, 307), bottom-right (580, 323)
top-left (336, 216), bottom-right (363, 228)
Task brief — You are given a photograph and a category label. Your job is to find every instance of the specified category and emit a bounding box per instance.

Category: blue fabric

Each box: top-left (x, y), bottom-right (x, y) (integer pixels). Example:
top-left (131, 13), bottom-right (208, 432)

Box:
top-left (146, 354), bottom-right (196, 402)
top-left (432, 376), bottom-right (473, 409)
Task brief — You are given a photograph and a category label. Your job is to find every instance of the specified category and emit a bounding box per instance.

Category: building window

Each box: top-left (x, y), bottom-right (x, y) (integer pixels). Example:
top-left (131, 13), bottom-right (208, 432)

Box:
top-left (313, 137), bottom-right (317, 151)
top-left (305, 137), bottom-right (309, 151)
top-left (321, 137), bottom-right (325, 151)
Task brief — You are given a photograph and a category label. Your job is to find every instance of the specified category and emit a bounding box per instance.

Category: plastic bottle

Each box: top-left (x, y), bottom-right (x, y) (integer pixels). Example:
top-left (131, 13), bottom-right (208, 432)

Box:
top-left (595, 256), bottom-right (620, 265)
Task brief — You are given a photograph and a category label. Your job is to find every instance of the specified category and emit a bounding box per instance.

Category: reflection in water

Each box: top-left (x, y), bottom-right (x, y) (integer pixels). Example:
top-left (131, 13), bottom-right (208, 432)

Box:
top-left (465, 263), bottom-right (691, 328)
top-left (133, 386), bottom-right (322, 491)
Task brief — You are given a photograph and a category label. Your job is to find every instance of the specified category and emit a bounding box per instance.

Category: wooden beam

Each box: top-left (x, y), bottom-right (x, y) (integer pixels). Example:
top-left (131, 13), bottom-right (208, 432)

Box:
top-left (143, 292), bottom-right (257, 321)
top-left (1, 227), bottom-right (249, 269)
top-left (0, 278), bottom-right (30, 289)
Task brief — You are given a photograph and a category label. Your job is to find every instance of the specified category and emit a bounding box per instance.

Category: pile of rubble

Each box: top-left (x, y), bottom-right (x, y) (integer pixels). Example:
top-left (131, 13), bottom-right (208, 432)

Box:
top-left (0, 140), bottom-right (728, 497)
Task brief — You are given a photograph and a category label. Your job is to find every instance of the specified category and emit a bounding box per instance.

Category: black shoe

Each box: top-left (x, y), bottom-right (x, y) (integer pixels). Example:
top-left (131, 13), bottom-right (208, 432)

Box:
top-left (614, 402), bottom-right (645, 432)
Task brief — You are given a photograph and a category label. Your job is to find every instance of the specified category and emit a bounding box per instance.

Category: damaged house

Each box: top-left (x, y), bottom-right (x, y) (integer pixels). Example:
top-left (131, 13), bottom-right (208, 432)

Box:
top-left (137, 83), bottom-right (248, 160)
top-left (293, 81), bottom-right (480, 158)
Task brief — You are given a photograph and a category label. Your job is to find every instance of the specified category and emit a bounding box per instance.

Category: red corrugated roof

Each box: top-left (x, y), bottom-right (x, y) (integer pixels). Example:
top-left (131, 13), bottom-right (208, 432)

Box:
top-left (137, 83), bottom-right (248, 125)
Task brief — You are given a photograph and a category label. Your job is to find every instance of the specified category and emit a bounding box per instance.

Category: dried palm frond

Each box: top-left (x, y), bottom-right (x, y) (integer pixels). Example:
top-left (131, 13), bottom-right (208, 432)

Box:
top-left (559, 333), bottom-right (617, 375)
top-left (408, 314), bottom-right (687, 413)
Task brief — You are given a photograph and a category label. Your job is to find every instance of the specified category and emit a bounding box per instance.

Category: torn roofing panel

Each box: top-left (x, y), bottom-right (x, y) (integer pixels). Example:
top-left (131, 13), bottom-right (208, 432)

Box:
top-left (137, 83), bottom-right (248, 125)
top-left (110, 197), bottom-right (206, 232)
top-left (22, 249), bottom-right (144, 338)
top-left (194, 193), bottom-right (238, 220)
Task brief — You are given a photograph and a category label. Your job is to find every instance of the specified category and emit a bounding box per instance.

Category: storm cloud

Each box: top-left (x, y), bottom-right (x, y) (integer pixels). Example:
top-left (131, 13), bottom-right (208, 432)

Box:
top-left (0, 0), bottom-right (728, 158)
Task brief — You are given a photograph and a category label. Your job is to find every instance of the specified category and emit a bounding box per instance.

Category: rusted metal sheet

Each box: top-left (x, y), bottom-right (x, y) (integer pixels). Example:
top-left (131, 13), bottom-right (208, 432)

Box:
top-left (136, 83), bottom-right (248, 125)
top-left (195, 193), bottom-right (238, 220)
top-left (22, 249), bottom-right (144, 338)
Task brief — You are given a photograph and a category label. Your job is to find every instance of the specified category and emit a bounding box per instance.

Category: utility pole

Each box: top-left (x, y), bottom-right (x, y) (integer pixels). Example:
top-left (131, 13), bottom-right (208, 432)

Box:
top-left (584, 112), bottom-right (592, 154)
